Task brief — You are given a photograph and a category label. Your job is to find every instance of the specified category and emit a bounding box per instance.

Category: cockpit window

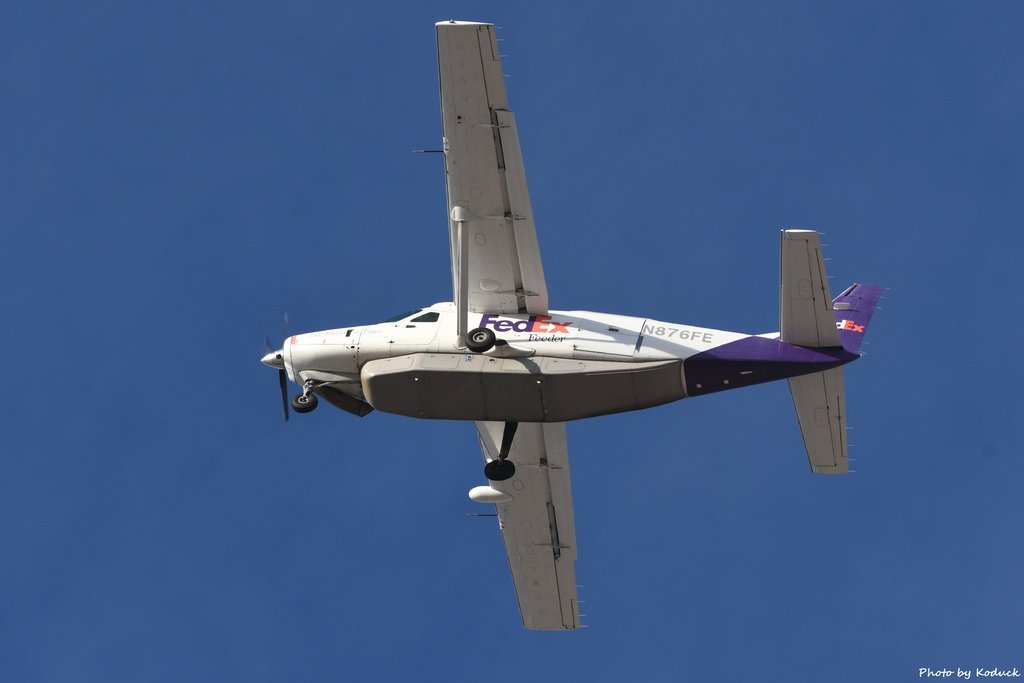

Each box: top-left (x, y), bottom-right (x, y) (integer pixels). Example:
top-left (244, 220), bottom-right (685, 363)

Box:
top-left (410, 312), bottom-right (439, 323)
top-left (381, 309), bottom-right (422, 323)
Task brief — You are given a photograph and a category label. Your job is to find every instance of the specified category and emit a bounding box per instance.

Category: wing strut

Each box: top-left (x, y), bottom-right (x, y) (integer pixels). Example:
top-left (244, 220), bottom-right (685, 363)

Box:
top-left (452, 206), bottom-right (474, 347)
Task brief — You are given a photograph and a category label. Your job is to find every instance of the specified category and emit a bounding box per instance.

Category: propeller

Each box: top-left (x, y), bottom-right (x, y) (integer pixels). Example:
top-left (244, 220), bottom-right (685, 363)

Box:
top-left (278, 366), bottom-right (289, 422)
top-left (263, 335), bottom-right (289, 422)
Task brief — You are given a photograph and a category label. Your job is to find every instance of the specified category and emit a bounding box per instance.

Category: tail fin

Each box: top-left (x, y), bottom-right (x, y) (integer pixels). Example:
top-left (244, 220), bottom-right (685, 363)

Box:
top-left (832, 283), bottom-right (882, 354)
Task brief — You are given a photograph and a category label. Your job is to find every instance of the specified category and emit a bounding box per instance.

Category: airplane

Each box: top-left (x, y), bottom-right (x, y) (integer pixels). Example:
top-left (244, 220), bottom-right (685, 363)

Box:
top-left (260, 20), bottom-right (882, 631)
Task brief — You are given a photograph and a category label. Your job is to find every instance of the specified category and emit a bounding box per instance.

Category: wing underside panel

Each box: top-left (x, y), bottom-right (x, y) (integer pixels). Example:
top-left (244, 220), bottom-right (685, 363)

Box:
top-left (437, 22), bottom-right (548, 317)
top-left (475, 421), bottom-right (579, 630)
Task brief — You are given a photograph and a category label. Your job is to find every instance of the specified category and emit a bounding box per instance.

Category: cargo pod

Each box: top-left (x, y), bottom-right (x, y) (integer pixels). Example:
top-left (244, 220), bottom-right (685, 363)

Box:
top-left (360, 353), bottom-right (685, 422)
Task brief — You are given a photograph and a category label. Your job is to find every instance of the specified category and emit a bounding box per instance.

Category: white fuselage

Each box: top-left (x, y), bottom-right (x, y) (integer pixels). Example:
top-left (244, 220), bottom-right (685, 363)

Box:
top-left (284, 303), bottom-right (752, 383)
top-left (280, 302), bottom-right (768, 423)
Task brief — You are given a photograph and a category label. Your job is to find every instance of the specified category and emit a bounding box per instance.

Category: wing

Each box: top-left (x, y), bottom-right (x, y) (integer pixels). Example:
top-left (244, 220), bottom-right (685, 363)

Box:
top-left (475, 421), bottom-right (580, 630)
top-left (436, 21), bottom-right (548, 321)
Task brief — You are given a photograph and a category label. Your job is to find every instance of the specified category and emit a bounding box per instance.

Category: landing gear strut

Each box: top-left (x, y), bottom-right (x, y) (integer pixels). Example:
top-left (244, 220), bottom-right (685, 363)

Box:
top-left (292, 380), bottom-right (319, 413)
top-left (484, 421), bottom-right (518, 481)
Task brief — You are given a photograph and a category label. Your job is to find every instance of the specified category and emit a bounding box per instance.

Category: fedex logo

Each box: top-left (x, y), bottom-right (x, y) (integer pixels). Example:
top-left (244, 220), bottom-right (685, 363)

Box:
top-left (837, 319), bottom-right (865, 333)
top-left (479, 313), bottom-right (573, 334)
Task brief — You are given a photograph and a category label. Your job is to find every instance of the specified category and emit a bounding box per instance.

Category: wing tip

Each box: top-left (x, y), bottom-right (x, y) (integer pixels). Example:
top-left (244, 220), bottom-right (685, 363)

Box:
top-left (435, 19), bottom-right (493, 28)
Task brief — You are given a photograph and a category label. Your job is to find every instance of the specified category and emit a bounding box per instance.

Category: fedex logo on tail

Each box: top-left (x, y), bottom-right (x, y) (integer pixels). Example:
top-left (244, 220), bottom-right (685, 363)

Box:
top-left (837, 319), bottom-right (865, 333)
top-left (479, 313), bottom-right (573, 334)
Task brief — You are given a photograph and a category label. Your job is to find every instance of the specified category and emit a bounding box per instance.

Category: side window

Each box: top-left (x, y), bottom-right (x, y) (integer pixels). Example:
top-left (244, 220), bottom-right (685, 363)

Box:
top-left (381, 309), bottom-right (422, 323)
top-left (410, 312), bottom-right (440, 323)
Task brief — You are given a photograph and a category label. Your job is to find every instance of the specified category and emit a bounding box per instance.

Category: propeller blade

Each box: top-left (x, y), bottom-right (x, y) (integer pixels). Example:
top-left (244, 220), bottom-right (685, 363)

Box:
top-left (279, 368), bottom-right (290, 422)
top-left (265, 311), bottom-right (291, 422)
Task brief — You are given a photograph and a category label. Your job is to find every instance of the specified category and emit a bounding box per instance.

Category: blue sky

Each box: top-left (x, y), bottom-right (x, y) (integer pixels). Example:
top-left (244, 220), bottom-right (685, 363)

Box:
top-left (2, 1), bottom-right (1022, 681)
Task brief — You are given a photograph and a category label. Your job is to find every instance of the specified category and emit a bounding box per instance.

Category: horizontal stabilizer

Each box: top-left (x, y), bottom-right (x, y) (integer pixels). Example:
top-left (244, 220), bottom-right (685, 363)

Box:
top-left (780, 230), bottom-right (841, 348)
top-left (789, 367), bottom-right (848, 474)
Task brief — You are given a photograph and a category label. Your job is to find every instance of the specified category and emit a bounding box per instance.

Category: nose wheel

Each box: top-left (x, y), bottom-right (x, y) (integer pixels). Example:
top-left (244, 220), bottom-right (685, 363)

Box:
top-left (484, 421), bottom-right (519, 481)
top-left (292, 392), bottom-right (318, 413)
top-left (291, 381), bottom-right (319, 413)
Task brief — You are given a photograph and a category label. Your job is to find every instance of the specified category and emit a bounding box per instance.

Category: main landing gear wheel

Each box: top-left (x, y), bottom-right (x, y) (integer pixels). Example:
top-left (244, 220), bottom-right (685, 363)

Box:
top-left (466, 327), bottom-right (496, 353)
top-left (484, 458), bottom-right (516, 482)
top-left (484, 420), bottom-right (519, 481)
top-left (292, 392), bottom-right (318, 413)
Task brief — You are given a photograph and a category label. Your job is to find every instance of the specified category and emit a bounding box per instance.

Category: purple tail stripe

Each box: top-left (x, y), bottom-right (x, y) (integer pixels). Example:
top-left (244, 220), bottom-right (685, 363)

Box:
top-left (683, 336), bottom-right (858, 397)
top-left (832, 283), bottom-right (883, 354)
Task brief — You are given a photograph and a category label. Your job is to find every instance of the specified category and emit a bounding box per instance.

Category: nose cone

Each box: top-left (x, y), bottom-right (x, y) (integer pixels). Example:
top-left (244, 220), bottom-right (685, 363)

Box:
top-left (261, 350), bottom-right (285, 369)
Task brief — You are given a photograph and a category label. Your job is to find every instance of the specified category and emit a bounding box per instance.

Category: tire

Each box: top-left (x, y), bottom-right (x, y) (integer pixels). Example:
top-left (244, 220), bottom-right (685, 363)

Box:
top-left (484, 459), bottom-right (516, 482)
top-left (292, 392), bottom-right (318, 413)
top-left (466, 327), bottom-right (496, 353)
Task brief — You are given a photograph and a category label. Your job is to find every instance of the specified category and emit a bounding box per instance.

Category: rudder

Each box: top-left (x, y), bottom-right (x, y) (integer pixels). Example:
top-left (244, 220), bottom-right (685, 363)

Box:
top-left (832, 283), bottom-right (882, 354)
